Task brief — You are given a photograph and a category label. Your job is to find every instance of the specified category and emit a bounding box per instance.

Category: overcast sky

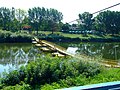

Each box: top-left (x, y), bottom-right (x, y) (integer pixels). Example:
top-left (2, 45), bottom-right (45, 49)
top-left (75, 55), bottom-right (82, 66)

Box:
top-left (0, 0), bottom-right (120, 23)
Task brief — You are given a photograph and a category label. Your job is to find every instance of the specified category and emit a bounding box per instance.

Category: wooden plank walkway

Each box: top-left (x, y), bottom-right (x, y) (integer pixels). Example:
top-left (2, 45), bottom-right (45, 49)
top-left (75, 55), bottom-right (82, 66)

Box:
top-left (33, 37), bottom-right (74, 57)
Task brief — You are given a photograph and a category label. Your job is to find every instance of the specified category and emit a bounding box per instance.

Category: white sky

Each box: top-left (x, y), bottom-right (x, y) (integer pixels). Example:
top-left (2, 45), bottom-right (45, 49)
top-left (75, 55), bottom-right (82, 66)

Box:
top-left (0, 0), bottom-right (120, 23)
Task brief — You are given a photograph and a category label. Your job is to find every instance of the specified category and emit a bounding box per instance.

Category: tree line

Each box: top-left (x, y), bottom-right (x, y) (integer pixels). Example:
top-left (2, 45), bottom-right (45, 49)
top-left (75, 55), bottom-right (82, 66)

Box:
top-left (63, 11), bottom-right (120, 35)
top-left (0, 7), bottom-right (63, 34)
top-left (79, 11), bottom-right (120, 35)
top-left (0, 7), bottom-right (120, 35)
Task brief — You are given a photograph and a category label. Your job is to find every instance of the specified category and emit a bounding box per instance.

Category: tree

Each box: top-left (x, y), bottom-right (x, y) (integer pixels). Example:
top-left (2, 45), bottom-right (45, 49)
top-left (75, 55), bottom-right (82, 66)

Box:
top-left (0, 7), bottom-right (63, 34)
top-left (0, 7), bottom-right (27, 32)
top-left (28, 7), bottom-right (42, 35)
top-left (78, 12), bottom-right (93, 36)
top-left (28, 7), bottom-right (63, 35)
top-left (94, 10), bottom-right (120, 35)
top-left (15, 9), bottom-right (27, 30)
top-left (62, 23), bottom-right (69, 30)
top-left (44, 8), bottom-right (63, 34)
top-left (0, 7), bottom-right (11, 30)
top-left (79, 12), bottom-right (93, 30)
top-left (9, 7), bottom-right (16, 31)
top-left (0, 8), bottom-right (3, 29)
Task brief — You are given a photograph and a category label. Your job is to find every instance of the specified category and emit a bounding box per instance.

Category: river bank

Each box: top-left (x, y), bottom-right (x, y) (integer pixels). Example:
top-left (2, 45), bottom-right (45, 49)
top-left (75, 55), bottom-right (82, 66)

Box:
top-left (35, 31), bottom-right (120, 42)
top-left (0, 30), bottom-right (120, 43)
top-left (0, 30), bottom-right (32, 43)
top-left (38, 35), bottom-right (120, 42)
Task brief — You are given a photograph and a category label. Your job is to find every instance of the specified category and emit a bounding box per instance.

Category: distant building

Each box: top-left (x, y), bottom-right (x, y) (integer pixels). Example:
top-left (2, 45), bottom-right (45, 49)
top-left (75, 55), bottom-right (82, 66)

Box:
top-left (69, 26), bottom-right (79, 30)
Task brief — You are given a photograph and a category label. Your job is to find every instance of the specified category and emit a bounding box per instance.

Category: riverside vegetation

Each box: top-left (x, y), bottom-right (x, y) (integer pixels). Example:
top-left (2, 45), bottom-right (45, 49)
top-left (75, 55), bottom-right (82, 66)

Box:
top-left (0, 7), bottom-right (120, 37)
top-left (1, 29), bottom-right (120, 43)
top-left (0, 30), bottom-right (32, 43)
top-left (0, 55), bottom-right (120, 90)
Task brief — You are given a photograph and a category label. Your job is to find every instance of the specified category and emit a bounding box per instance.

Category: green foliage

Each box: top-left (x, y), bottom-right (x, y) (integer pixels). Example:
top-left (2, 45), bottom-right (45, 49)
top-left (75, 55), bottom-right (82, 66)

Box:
top-left (89, 68), bottom-right (120, 84)
top-left (40, 75), bottom-right (89, 89)
top-left (0, 7), bottom-right (63, 34)
top-left (1, 83), bottom-right (31, 90)
top-left (0, 30), bottom-right (32, 43)
top-left (40, 84), bottom-right (54, 90)
top-left (1, 55), bottom-right (120, 90)
top-left (94, 10), bottom-right (120, 35)
top-left (28, 7), bottom-right (63, 34)
top-left (1, 56), bottom-right (101, 87)
top-left (1, 6), bottom-right (120, 36)
top-left (2, 70), bottom-right (20, 85)
top-left (40, 68), bottom-right (120, 89)
top-left (79, 12), bottom-right (93, 30)
top-left (0, 7), bottom-right (27, 31)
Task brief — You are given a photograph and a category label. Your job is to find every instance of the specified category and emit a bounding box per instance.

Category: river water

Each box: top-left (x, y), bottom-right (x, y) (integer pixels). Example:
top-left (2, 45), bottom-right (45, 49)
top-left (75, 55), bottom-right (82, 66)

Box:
top-left (0, 42), bottom-right (120, 74)
top-left (58, 42), bottom-right (120, 61)
top-left (0, 43), bottom-right (41, 74)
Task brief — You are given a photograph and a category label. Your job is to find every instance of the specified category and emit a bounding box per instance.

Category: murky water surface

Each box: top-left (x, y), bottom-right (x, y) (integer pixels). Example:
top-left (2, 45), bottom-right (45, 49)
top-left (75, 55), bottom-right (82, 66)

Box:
top-left (0, 42), bottom-right (120, 74)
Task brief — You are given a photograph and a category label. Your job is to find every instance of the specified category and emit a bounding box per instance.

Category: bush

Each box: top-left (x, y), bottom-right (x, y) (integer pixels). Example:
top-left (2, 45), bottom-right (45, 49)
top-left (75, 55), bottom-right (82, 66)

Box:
top-left (1, 83), bottom-right (31, 90)
top-left (2, 70), bottom-right (20, 85)
top-left (1, 56), bottom-right (102, 87)
top-left (0, 30), bottom-right (32, 43)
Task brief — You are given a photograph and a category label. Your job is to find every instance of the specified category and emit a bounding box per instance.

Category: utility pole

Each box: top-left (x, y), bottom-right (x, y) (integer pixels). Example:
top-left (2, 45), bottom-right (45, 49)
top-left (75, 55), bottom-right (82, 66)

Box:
top-left (114, 45), bottom-right (119, 60)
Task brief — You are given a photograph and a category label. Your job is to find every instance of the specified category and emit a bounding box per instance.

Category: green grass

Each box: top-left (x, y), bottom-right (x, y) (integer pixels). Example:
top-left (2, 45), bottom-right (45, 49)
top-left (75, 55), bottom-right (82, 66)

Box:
top-left (39, 31), bottom-right (90, 39)
top-left (38, 31), bottom-right (120, 39)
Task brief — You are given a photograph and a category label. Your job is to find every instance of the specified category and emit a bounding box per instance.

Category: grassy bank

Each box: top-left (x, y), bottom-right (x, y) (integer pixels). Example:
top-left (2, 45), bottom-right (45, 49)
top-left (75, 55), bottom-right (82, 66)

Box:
top-left (0, 30), bottom-right (32, 43)
top-left (0, 55), bottom-right (120, 90)
top-left (37, 31), bottom-right (120, 42)
top-left (0, 30), bottom-right (120, 43)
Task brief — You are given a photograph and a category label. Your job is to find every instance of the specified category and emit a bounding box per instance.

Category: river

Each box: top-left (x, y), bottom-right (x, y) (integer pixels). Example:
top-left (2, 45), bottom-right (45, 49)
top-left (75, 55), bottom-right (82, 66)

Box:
top-left (58, 42), bottom-right (120, 61)
top-left (0, 42), bottom-right (120, 74)
top-left (0, 43), bottom-right (41, 74)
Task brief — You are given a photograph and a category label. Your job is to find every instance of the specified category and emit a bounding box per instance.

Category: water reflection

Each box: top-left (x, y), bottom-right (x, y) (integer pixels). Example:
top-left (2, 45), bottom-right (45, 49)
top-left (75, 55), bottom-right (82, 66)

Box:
top-left (66, 47), bottom-right (78, 55)
top-left (58, 42), bottom-right (120, 61)
top-left (0, 43), bottom-right (40, 74)
top-left (0, 42), bottom-right (120, 73)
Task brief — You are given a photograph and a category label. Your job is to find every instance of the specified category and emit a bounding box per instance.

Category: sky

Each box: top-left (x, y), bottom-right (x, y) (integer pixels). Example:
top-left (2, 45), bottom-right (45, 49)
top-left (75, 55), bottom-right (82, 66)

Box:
top-left (0, 0), bottom-right (120, 23)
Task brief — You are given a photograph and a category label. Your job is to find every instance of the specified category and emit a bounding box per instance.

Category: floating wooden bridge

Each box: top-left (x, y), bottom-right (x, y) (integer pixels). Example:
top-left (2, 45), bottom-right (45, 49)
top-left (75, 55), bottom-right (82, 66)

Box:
top-left (32, 37), bottom-right (120, 68)
top-left (32, 37), bottom-right (74, 57)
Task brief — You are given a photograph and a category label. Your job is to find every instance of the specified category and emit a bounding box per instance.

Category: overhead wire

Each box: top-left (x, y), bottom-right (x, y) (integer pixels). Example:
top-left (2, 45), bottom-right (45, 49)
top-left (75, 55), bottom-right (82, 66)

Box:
top-left (68, 2), bottom-right (120, 23)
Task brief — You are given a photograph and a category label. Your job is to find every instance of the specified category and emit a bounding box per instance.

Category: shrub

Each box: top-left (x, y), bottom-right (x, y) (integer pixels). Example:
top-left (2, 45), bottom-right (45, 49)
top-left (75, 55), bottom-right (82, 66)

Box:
top-left (1, 83), bottom-right (31, 90)
top-left (2, 70), bottom-right (20, 85)
top-left (1, 56), bottom-right (102, 87)
top-left (0, 30), bottom-right (32, 43)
